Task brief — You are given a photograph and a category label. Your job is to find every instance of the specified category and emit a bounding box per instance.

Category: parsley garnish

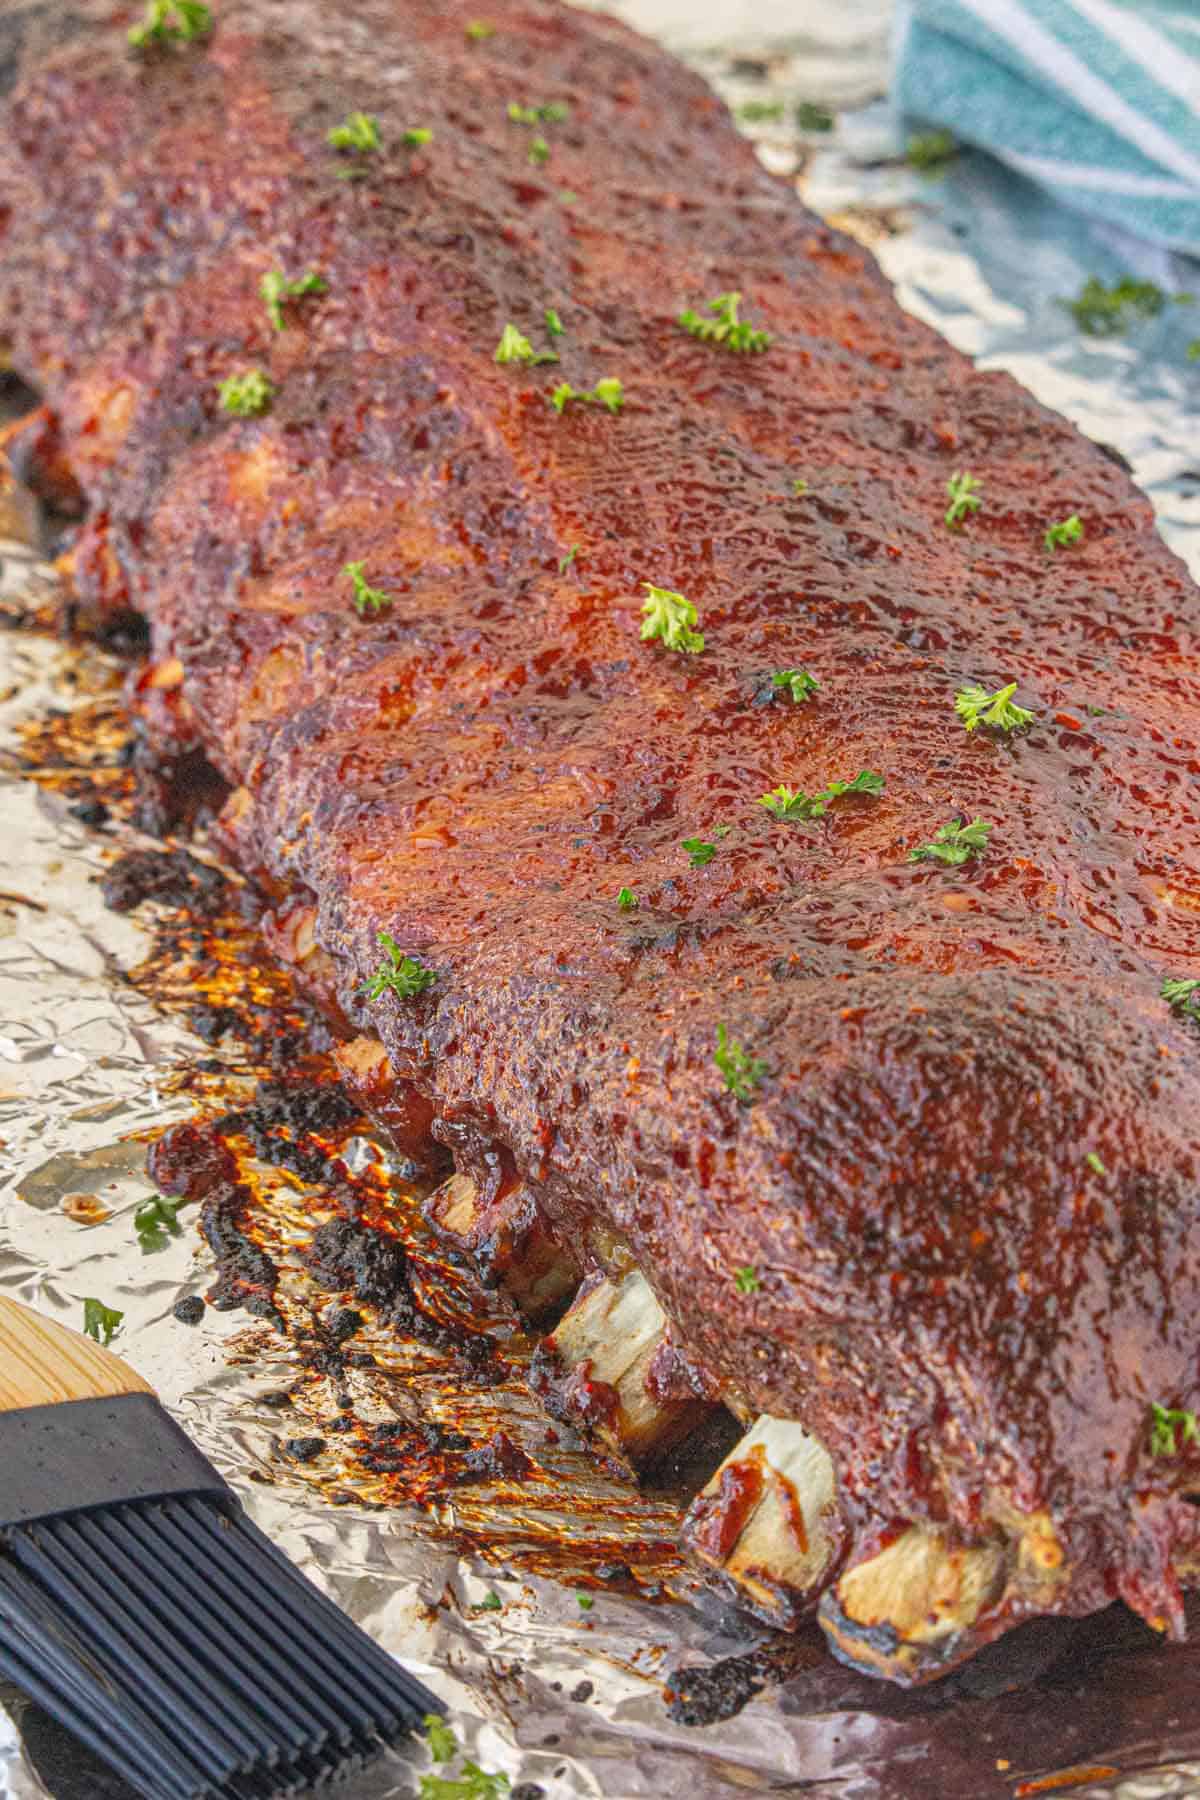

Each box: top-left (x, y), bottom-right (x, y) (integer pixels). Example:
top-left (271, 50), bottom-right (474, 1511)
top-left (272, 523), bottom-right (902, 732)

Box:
top-left (328, 111), bottom-right (380, 153)
top-left (403, 127), bottom-right (433, 147)
top-left (493, 323), bottom-right (558, 366)
top-left (418, 1766), bottom-right (510, 1800)
top-left (640, 583), bottom-right (704, 654)
top-left (425, 1716), bottom-right (458, 1763)
top-left (678, 291), bottom-right (770, 353)
top-left (82, 1298), bottom-right (124, 1345)
top-left (544, 307), bottom-right (564, 338)
top-left (715, 1023), bottom-right (768, 1102)
top-left (1044, 514), bottom-right (1083, 552)
top-left (218, 370), bottom-right (273, 417)
top-left (1085, 1151), bottom-right (1107, 1176)
top-left (772, 668), bottom-right (818, 705)
top-left (135, 1195), bottom-right (182, 1252)
top-left (945, 469), bottom-right (982, 527)
top-left (576, 1591), bottom-right (594, 1610)
top-left (682, 838), bottom-right (716, 867)
top-left (760, 769), bottom-right (884, 820)
top-left (345, 560), bottom-right (392, 616)
top-left (528, 136), bottom-right (549, 165)
top-left (736, 99), bottom-right (784, 124)
top-left (734, 1265), bottom-right (761, 1294)
top-left (128, 0), bottom-right (211, 48)
top-left (1149, 1403), bottom-right (1199, 1458)
top-left (261, 269), bottom-right (326, 332)
top-left (792, 478), bottom-right (808, 496)
top-left (616, 887), bottom-right (638, 909)
top-left (796, 100), bottom-right (834, 132)
top-left (363, 932), bottom-right (436, 1002)
top-left (475, 1591), bottom-right (503, 1612)
top-left (508, 100), bottom-right (568, 125)
top-left (906, 129), bottom-right (957, 172)
top-left (1189, 340), bottom-right (1200, 362)
top-left (465, 20), bottom-right (494, 41)
top-left (550, 378), bottom-right (623, 415)
top-left (908, 817), bottom-right (991, 866)
top-left (1062, 276), bottom-right (1166, 337)
top-left (1162, 977), bottom-right (1200, 1020)
top-left (954, 681), bottom-right (1034, 733)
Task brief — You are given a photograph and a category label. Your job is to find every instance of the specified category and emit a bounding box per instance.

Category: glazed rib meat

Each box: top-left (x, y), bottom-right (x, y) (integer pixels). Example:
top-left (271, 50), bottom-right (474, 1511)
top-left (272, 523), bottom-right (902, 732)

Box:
top-left (4, 0), bottom-right (1200, 1671)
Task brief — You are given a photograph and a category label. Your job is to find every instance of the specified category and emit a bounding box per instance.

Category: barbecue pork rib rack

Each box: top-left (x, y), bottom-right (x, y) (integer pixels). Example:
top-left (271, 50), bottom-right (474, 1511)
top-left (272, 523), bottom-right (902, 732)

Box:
top-left (3, 0), bottom-right (1200, 1684)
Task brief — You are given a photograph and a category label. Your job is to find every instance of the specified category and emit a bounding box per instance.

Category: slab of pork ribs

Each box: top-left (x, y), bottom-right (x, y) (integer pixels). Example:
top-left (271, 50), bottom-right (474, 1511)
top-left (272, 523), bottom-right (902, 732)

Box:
top-left (2, 0), bottom-right (1199, 1683)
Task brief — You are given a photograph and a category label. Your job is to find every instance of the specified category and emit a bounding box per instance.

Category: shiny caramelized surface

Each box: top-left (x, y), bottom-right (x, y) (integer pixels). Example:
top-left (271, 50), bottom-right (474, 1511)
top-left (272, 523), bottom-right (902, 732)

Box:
top-left (3, 0), bottom-right (1200, 1628)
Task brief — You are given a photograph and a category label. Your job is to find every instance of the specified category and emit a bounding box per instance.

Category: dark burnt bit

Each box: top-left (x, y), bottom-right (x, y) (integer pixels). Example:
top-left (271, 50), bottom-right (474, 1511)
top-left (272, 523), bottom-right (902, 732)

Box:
top-left (460, 1429), bottom-right (535, 1483)
top-left (198, 1177), bottom-right (284, 1327)
top-left (665, 1648), bottom-right (772, 1726)
top-left (511, 1787), bottom-right (546, 1800)
top-left (68, 792), bottom-right (110, 826)
top-left (172, 1294), bottom-right (205, 1325)
top-left (100, 845), bottom-right (228, 915)
top-left (187, 1000), bottom-right (239, 1043)
top-left (282, 1435), bottom-right (326, 1462)
top-left (149, 1119), bottom-right (239, 1201)
top-left (128, 734), bottom-right (228, 838)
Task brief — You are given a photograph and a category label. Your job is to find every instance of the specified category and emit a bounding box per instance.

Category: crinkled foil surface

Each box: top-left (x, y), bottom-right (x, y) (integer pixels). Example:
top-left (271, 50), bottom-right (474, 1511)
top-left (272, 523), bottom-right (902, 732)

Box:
top-left (4, 3), bottom-right (1200, 1797)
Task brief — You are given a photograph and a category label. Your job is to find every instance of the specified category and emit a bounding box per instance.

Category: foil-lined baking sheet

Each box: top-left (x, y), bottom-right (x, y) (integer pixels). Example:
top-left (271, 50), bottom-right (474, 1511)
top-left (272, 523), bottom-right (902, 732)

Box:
top-left (5, 3), bottom-right (1200, 1796)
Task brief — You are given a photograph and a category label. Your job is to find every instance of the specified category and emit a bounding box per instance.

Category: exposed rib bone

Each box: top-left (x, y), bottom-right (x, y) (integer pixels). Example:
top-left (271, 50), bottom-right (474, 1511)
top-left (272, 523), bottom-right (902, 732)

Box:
top-left (818, 1523), bottom-right (1011, 1684)
top-left (532, 1269), bottom-right (714, 1473)
top-left (424, 1171), bottom-right (577, 1323)
top-left (681, 1415), bottom-right (842, 1628)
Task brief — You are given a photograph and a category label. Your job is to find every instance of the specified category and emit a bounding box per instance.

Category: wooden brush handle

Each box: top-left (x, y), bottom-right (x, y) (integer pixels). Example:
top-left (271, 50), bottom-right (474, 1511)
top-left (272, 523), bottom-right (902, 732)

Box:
top-left (0, 1296), bottom-right (153, 1413)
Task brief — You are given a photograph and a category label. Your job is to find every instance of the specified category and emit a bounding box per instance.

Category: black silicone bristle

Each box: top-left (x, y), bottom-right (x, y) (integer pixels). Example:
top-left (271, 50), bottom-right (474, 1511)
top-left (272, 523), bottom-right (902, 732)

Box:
top-left (0, 1495), bottom-right (440, 1799)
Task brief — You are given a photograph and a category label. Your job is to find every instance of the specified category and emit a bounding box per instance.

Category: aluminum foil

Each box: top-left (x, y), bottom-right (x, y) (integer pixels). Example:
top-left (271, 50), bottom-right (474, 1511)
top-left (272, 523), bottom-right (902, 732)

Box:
top-left (5, 3), bottom-right (1200, 1797)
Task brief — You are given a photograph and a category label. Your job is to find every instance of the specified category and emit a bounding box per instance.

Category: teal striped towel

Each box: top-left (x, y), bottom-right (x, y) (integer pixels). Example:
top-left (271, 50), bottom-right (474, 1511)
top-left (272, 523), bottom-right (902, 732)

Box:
top-left (893, 0), bottom-right (1200, 253)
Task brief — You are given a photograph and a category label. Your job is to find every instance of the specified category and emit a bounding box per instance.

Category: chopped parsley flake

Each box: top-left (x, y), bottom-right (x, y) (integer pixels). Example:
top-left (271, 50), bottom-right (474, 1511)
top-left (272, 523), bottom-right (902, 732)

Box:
top-left (678, 291), bottom-right (770, 353)
top-left (945, 469), bottom-right (982, 527)
top-left (1044, 514), bottom-right (1084, 552)
top-left (796, 100), bottom-right (834, 132)
top-left (1189, 340), bottom-right (1200, 362)
top-left (576, 1591), bottom-right (594, 1610)
top-left (640, 583), bottom-right (703, 654)
top-left (260, 269), bottom-right (327, 332)
top-left (616, 887), bottom-right (638, 909)
top-left (328, 111), bottom-right (380, 153)
top-left (493, 323), bottom-right (558, 366)
top-left (128, 0), bottom-right (211, 48)
top-left (908, 817), bottom-right (991, 866)
top-left (507, 100), bottom-right (568, 125)
top-left (772, 668), bottom-right (819, 705)
top-left (424, 1715), bottom-right (458, 1763)
top-left (1149, 1403), bottom-right (1199, 1458)
top-left (544, 307), bottom-right (564, 337)
top-left (1062, 276), bottom-right (1166, 337)
top-left (734, 1265), bottom-right (761, 1294)
top-left (559, 545), bottom-right (579, 573)
top-left (954, 681), bottom-right (1034, 733)
top-left (465, 20), bottom-right (495, 41)
top-left (550, 378), bottom-right (623, 415)
top-left (418, 1765), bottom-right (510, 1800)
top-left (528, 136), bottom-right (550, 165)
top-left (1085, 1151), bottom-right (1107, 1176)
top-left (218, 369), bottom-right (273, 416)
top-left (906, 129), bottom-right (957, 171)
top-left (682, 838), bottom-right (716, 867)
top-left (82, 1298), bottom-right (124, 1345)
top-left (736, 99), bottom-right (785, 123)
top-left (1162, 976), bottom-right (1200, 1021)
top-left (475, 1591), bottom-right (503, 1612)
top-left (760, 769), bottom-right (884, 820)
top-left (792, 478), bottom-right (808, 496)
top-left (135, 1195), bottom-right (182, 1252)
top-left (363, 933), bottom-right (436, 1002)
top-left (715, 1023), bottom-right (768, 1102)
top-left (344, 560), bottom-right (392, 616)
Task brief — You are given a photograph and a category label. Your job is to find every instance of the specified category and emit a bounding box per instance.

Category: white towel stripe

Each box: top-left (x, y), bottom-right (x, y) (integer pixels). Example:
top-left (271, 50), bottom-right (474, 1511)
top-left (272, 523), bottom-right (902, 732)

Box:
top-left (1065, 0), bottom-right (1200, 117)
top-left (958, 0), bottom-right (1200, 188)
top-left (1003, 149), bottom-right (1198, 197)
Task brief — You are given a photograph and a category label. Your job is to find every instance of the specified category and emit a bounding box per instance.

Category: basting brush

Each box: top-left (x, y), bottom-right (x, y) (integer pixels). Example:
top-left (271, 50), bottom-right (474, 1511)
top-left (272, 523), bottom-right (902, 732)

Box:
top-left (0, 1295), bottom-right (442, 1799)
